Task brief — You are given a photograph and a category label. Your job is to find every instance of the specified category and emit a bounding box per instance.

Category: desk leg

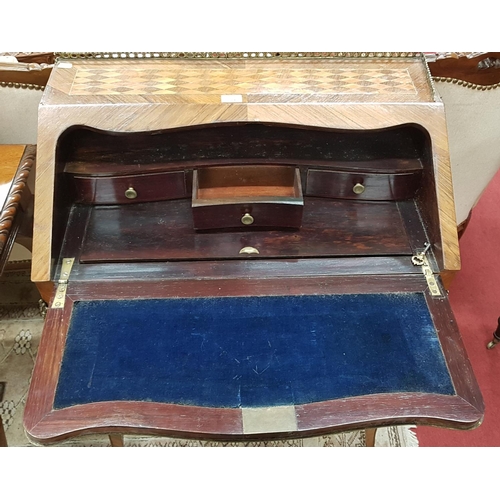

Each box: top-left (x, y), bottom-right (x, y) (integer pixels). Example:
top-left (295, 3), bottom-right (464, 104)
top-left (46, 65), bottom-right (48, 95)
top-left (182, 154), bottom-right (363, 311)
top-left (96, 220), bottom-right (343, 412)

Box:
top-left (487, 317), bottom-right (500, 349)
top-left (35, 282), bottom-right (54, 307)
top-left (0, 418), bottom-right (7, 447)
top-left (109, 434), bottom-right (124, 447)
top-left (365, 428), bottom-right (377, 447)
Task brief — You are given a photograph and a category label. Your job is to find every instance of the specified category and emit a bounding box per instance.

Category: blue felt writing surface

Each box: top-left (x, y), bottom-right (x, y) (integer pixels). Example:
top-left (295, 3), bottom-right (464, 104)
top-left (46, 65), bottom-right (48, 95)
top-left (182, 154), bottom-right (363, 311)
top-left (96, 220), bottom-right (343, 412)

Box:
top-left (53, 293), bottom-right (455, 409)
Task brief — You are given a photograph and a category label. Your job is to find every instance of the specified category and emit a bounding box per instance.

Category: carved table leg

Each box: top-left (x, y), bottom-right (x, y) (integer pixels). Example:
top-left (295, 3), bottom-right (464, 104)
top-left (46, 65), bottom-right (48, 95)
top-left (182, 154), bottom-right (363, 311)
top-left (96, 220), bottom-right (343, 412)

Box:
top-left (109, 434), bottom-right (124, 447)
top-left (365, 428), bottom-right (377, 447)
top-left (487, 317), bottom-right (500, 349)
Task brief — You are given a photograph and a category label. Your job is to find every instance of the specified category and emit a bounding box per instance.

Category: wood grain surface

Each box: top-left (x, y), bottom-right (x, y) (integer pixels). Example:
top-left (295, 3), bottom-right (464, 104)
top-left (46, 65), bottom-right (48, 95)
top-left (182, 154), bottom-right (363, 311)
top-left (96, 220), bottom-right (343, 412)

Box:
top-left (0, 145), bottom-right (25, 189)
top-left (0, 145), bottom-right (33, 256)
top-left (76, 198), bottom-right (412, 263)
top-left (32, 56), bottom-right (459, 283)
top-left (428, 52), bottom-right (500, 87)
top-left (24, 55), bottom-right (479, 445)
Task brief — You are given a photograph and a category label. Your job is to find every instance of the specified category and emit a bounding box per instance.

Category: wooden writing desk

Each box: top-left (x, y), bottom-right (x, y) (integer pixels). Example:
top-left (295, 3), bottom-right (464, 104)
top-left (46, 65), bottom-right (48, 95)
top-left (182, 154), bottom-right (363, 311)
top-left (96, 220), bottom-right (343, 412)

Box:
top-left (24, 54), bottom-right (483, 445)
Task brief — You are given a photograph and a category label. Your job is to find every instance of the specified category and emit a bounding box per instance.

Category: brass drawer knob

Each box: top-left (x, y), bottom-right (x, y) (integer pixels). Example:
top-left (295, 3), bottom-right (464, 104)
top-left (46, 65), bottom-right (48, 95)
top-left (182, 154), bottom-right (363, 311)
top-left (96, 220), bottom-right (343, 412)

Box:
top-left (125, 187), bottom-right (138, 199)
top-left (241, 213), bottom-right (254, 225)
top-left (353, 183), bottom-right (365, 195)
top-left (239, 246), bottom-right (259, 255)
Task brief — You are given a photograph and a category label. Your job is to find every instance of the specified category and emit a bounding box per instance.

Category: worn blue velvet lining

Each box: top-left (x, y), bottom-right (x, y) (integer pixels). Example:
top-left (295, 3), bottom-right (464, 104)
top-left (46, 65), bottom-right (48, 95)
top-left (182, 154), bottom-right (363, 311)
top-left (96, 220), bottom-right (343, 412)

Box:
top-left (53, 293), bottom-right (455, 409)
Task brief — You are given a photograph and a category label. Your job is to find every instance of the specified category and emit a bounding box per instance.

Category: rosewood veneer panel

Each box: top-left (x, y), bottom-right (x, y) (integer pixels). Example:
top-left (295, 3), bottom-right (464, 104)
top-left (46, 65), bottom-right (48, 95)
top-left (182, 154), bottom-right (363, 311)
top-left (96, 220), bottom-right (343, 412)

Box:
top-left (78, 198), bottom-right (411, 263)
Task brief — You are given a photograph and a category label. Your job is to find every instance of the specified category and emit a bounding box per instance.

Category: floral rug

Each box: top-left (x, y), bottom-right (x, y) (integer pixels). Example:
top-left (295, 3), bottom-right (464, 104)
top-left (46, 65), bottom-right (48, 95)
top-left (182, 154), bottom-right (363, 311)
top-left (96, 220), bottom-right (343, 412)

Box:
top-left (0, 267), bottom-right (418, 447)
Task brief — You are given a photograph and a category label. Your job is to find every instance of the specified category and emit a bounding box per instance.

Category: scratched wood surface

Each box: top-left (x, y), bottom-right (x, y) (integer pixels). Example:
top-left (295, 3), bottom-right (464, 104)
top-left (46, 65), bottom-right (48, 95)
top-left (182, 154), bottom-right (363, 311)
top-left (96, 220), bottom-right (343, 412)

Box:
top-left (32, 56), bottom-right (459, 283)
top-left (23, 277), bottom-right (483, 443)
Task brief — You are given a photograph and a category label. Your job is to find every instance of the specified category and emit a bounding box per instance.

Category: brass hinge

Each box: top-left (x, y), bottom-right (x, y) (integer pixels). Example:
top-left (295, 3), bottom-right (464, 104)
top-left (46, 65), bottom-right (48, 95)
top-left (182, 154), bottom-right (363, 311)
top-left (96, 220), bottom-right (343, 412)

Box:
top-left (52, 258), bottom-right (75, 309)
top-left (411, 244), bottom-right (441, 297)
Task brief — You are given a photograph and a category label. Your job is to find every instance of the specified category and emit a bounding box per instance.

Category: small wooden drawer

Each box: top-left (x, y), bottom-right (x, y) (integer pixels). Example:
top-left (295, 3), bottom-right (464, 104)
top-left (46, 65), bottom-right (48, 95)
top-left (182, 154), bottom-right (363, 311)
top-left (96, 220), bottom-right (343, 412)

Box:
top-left (306, 169), bottom-right (422, 201)
top-left (192, 166), bottom-right (303, 230)
top-left (73, 171), bottom-right (186, 205)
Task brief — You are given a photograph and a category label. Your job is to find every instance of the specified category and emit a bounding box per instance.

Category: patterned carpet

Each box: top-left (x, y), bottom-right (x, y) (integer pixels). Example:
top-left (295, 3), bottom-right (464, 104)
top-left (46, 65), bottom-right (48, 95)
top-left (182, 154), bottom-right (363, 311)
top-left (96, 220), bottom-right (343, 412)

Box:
top-left (0, 266), bottom-right (418, 447)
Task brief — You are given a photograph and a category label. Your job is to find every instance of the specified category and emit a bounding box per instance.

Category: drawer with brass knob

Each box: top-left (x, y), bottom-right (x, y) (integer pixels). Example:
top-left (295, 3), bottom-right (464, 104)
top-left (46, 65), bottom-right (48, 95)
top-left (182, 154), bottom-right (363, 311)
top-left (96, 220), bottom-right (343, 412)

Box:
top-left (192, 165), bottom-right (304, 231)
top-left (72, 171), bottom-right (186, 205)
top-left (306, 168), bottom-right (422, 201)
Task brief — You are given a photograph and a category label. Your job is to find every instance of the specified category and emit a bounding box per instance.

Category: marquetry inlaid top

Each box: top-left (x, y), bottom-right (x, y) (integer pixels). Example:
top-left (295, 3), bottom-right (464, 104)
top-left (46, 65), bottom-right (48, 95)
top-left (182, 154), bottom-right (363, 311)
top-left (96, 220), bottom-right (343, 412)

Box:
top-left (33, 56), bottom-right (458, 284)
top-left (44, 57), bottom-right (435, 105)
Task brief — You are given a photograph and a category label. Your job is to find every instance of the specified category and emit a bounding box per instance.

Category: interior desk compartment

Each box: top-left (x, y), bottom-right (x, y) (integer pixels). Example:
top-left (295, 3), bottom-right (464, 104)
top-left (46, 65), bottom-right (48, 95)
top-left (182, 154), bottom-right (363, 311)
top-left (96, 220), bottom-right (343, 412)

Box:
top-left (192, 165), bottom-right (303, 230)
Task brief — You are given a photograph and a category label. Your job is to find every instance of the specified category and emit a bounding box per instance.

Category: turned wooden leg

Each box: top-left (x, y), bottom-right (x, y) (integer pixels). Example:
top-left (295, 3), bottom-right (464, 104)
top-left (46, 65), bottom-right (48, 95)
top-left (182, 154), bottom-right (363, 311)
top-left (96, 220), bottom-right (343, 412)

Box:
top-left (365, 428), bottom-right (377, 447)
top-left (487, 317), bottom-right (500, 350)
top-left (109, 434), bottom-right (124, 447)
top-left (0, 418), bottom-right (7, 447)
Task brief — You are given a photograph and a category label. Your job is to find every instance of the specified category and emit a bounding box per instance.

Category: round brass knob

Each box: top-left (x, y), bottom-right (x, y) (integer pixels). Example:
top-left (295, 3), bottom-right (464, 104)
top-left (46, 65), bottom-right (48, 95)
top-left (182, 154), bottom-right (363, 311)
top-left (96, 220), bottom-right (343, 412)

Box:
top-left (241, 213), bottom-right (254, 225)
top-left (353, 183), bottom-right (365, 195)
top-left (125, 187), bottom-right (138, 199)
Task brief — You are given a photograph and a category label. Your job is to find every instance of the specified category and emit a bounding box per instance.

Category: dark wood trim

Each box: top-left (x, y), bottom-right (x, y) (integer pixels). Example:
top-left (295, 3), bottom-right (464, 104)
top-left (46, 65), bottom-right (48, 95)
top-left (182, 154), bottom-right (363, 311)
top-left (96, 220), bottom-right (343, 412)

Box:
top-left (68, 256), bottom-right (420, 283)
top-left (457, 210), bottom-right (473, 240)
top-left (23, 306), bottom-right (70, 429)
top-left (296, 393), bottom-right (482, 435)
top-left (0, 419), bottom-right (6, 447)
top-left (397, 200), bottom-right (430, 251)
top-left (23, 276), bottom-right (483, 444)
top-left (28, 402), bottom-right (244, 444)
top-left (425, 294), bottom-right (484, 414)
top-left (429, 53), bottom-right (500, 87)
top-left (65, 158), bottom-right (425, 177)
top-left (0, 146), bottom-right (34, 254)
top-left (0, 212), bottom-right (22, 275)
top-left (11, 53), bottom-right (56, 65)
top-left (66, 274), bottom-right (429, 300)
top-left (0, 145), bottom-right (35, 274)
top-left (58, 124), bottom-right (430, 178)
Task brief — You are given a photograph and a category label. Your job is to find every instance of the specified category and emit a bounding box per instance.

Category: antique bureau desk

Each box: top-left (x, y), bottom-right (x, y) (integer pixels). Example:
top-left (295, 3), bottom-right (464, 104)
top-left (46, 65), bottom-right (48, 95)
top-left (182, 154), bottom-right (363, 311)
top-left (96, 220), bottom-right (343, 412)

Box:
top-left (24, 53), bottom-right (484, 444)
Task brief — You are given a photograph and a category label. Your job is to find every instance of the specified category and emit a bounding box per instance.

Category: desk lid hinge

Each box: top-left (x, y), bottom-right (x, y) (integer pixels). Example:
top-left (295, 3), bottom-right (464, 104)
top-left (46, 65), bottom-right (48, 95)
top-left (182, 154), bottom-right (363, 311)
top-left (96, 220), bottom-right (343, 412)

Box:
top-left (52, 258), bottom-right (75, 309)
top-left (411, 244), bottom-right (441, 297)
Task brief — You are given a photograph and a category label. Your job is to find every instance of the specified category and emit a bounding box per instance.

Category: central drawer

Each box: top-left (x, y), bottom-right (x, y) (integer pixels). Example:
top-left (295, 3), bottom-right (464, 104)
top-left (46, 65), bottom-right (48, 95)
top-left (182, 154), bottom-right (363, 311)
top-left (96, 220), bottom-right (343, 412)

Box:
top-left (191, 165), bottom-right (304, 231)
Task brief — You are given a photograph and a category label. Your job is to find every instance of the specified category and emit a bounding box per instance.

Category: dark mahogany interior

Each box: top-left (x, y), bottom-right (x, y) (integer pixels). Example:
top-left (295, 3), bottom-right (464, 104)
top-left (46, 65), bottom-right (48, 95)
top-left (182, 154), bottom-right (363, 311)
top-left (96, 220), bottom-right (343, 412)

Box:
top-left (52, 122), bottom-right (437, 275)
top-left (58, 122), bottom-right (431, 173)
